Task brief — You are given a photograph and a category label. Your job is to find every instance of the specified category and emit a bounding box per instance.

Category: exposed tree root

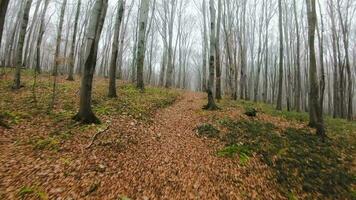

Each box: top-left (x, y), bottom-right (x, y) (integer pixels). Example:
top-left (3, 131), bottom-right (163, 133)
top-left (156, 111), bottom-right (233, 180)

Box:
top-left (86, 125), bottom-right (110, 149)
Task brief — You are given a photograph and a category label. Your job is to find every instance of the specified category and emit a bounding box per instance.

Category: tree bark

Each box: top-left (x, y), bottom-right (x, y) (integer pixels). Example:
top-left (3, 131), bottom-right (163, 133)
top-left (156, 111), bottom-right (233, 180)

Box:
top-left (67, 0), bottom-right (81, 81)
top-left (13, 0), bottom-right (33, 89)
top-left (136, 0), bottom-right (150, 91)
top-left (204, 0), bottom-right (218, 110)
top-left (35, 0), bottom-right (50, 74)
top-left (108, 0), bottom-right (124, 97)
top-left (306, 0), bottom-right (325, 137)
top-left (73, 0), bottom-right (108, 124)
top-left (215, 0), bottom-right (222, 100)
top-left (165, 0), bottom-right (176, 88)
top-left (53, 0), bottom-right (67, 76)
top-left (0, 0), bottom-right (9, 52)
top-left (23, 0), bottom-right (41, 68)
top-left (293, 0), bottom-right (301, 112)
top-left (276, 0), bottom-right (283, 110)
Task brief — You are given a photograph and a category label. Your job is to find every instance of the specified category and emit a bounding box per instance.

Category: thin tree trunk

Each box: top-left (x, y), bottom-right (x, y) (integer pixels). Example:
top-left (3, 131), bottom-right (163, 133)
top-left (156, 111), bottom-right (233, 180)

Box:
top-left (306, 0), bottom-right (325, 137)
top-left (293, 0), bottom-right (301, 112)
top-left (24, 0), bottom-right (41, 68)
top-left (136, 0), bottom-right (150, 91)
top-left (73, 0), bottom-right (108, 124)
top-left (276, 0), bottom-right (283, 110)
top-left (13, 0), bottom-right (33, 89)
top-left (201, 0), bottom-right (207, 92)
top-left (0, 0), bottom-right (9, 49)
top-left (215, 0), bottom-right (222, 100)
top-left (67, 0), bottom-right (81, 81)
top-left (204, 0), bottom-right (218, 110)
top-left (108, 0), bottom-right (124, 97)
top-left (53, 0), bottom-right (68, 72)
top-left (35, 0), bottom-right (50, 74)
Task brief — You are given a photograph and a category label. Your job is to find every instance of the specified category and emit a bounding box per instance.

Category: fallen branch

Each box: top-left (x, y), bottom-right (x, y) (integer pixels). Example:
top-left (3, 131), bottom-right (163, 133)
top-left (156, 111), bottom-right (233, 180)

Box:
top-left (86, 125), bottom-right (110, 149)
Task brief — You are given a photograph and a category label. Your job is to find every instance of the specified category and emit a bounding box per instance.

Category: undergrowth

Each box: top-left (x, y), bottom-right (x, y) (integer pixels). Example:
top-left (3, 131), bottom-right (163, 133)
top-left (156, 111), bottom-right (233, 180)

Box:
top-left (216, 118), bottom-right (355, 199)
top-left (0, 70), bottom-right (179, 151)
top-left (195, 124), bottom-right (220, 138)
top-left (18, 186), bottom-right (48, 200)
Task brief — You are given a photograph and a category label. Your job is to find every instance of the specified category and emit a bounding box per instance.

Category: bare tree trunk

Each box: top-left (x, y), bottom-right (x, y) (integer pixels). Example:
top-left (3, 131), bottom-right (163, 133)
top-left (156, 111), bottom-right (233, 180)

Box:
top-left (215, 0), bottom-right (222, 100)
top-left (165, 0), bottom-right (176, 88)
top-left (158, 47), bottom-right (166, 86)
top-left (293, 0), bottom-right (301, 112)
top-left (239, 1), bottom-right (247, 100)
top-left (204, 0), bottom-right (218, 110)
top-left (328, 0), bottom-right (339, 118)
top-left (53, 0), bottom-right (67, 75)
top-left (337, 0), bottom-right (353, 120)
top-left (276, 0), bottom-right (283, 110)
top-left (67, 0), bottom-right (81, 81)
top-left (201, 0), bottom-right (208, 92)
top-left (50, 0), bottom-right (67, 110)
top-left (317, 0), bottom-right (325, 116)
top-left (35, 0), bottom-right (50, 74)
top-left (24, 0), bottom-right (41, 68)
top-left (0, 0), bottom-right (9, 52)
top-left (73, 0), bottom-right (108, 124)
top-left (108, 0), bottom-right (124, 97)
top-left (306, 0), bottom-right (325, 137)
top-left (13, 0), bottom-right (33, 89)
top-left (136, 0), bottom-right (150, 91)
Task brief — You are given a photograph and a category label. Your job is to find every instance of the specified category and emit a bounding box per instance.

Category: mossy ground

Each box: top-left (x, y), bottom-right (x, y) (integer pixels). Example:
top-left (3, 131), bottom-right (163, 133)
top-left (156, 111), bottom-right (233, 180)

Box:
top-left (0, 69), bottom-right (179, 150)
top-left (201, 98), bottom-right (356, 199)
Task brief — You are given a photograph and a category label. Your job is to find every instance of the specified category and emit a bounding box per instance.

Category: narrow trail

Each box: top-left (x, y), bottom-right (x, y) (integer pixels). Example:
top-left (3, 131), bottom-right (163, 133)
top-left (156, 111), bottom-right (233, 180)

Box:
top-left (0, 91), bottom-right (283, 199)
top-left (110, 92), bottom-right (282, 199)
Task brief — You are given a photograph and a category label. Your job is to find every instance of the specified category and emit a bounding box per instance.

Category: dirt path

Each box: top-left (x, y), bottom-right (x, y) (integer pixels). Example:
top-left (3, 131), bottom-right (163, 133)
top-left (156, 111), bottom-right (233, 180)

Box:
top-left (107, 92), bottom-right (283, 199)
top-left (0, 91), bottom-right (283, 199)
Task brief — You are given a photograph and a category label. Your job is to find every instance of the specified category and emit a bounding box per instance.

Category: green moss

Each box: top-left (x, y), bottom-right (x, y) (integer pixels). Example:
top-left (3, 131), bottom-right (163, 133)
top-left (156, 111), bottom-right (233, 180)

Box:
top-left (244, 107), bottom-right (257, 117)
top-left (0, 111), bottom-right (31, 125)
top-left (33, 137), bottom-right (60, 151)
top-left (219, 118), bottom-right (355, 199)
top-left (18, 186), bottom-right (47, 200)
top-left (195, 124), bottom-right (220, 138)
top-left (217, 144), bottom-right (251, 165)
top-left (120, 196), bottom-right (132, 200)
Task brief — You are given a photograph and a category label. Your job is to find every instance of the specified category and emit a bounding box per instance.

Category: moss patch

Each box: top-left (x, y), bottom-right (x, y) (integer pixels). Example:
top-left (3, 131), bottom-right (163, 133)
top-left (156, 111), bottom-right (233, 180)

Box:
top-left (219, 118), bottom-right (355, 199)
top-left (18, 186), bottom-right (48, 200)
top-left (195, 124), bottom-right (220, 138)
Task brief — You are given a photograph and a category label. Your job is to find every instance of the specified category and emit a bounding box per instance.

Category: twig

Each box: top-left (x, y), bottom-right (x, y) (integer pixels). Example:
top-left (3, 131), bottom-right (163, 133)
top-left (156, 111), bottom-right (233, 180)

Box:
top-left (86, 125), bottom-right (110, 149)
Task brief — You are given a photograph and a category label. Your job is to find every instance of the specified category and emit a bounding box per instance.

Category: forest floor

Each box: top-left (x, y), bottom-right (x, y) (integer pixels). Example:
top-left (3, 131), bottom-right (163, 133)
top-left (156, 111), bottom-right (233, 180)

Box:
top-left (0, 70), bottom-right (355, 200)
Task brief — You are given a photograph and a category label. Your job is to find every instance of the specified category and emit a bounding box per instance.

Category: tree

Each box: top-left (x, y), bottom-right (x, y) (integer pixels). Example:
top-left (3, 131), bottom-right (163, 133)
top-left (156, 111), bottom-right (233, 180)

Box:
top-left (204, 0), bottom-right (218, 110)
top-left (136, 0), bottom-right (150, 91)
top-left (276, 0), bottom-right (283, 110)
top-left (293, 0), bottom-right (301, 112)
top-left (50, 0), bottom-right (68, 109)
top-left (164, 0), bottom-right (177, 88)
top-left (201, 0), bottom-right (208, 91)
top-left (35, 0), bottom-right (50, 74)
top-left (0, 0), bottom-right (10, 51)
top-left (336, 0), bottom-right (353, 120)
top-left (306, 0), bottom-right (325, 137)
top-left (54, 2), bottom-right (68, 73)
top-left (13, 0), bottom-right (33, 89)
top-left (215, 0), bottom-right (222, 100)
top-left (108, 0), bottom-right (124, 97)
top-left (73, 0), bottom-right (108, 124)
top-left (67, 0), bottom-right (81, 81)
top-left (23, 0), bottom-right (41, 68)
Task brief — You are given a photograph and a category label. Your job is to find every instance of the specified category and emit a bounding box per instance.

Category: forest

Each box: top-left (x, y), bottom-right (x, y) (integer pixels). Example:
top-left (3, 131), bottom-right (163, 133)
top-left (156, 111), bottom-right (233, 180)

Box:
top-left (0, 0), bottom-right (355, 199)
